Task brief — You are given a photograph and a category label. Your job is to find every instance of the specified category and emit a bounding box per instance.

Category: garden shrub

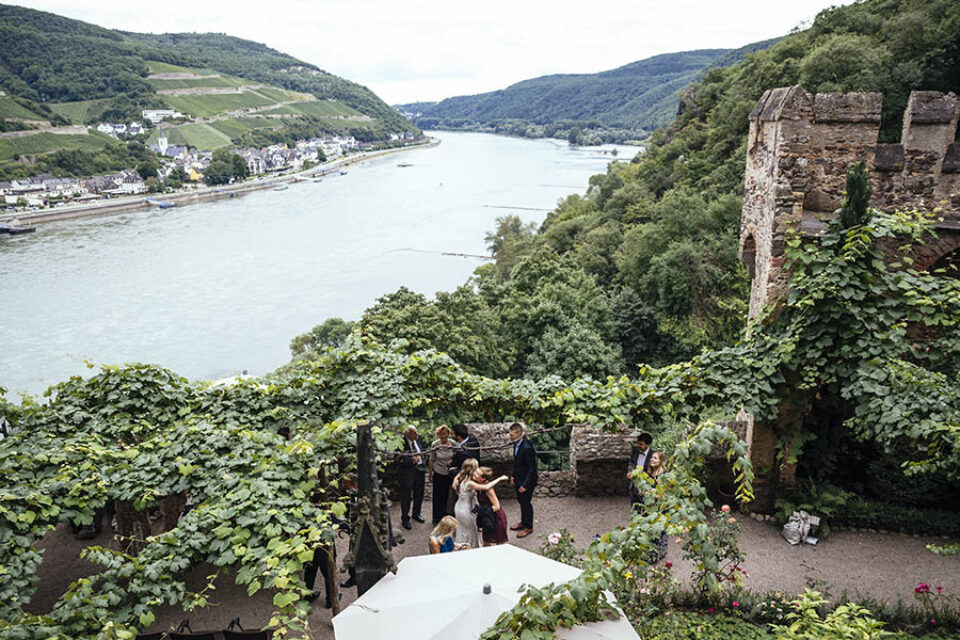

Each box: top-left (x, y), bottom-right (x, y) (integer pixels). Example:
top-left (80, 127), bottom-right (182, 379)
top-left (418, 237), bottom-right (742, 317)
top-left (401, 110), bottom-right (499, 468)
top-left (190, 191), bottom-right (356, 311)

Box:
top-left (636, 611), bottom-right (773, 640)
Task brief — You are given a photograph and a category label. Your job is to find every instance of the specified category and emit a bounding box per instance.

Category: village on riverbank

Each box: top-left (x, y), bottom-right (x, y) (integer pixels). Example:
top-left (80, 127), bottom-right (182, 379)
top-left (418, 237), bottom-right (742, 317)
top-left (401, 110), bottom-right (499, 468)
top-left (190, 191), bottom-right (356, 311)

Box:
top-left (0, 129), bottom-right (433, 226)
top-left (1, 108), bottom-right (424, 216)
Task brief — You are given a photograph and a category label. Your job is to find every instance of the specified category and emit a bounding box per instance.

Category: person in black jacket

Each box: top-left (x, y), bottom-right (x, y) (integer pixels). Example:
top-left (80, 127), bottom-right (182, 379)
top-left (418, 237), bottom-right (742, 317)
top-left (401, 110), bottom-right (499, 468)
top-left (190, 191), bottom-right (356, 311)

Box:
top-left (508, 423), bottom-right (537, 537)
top-left (627, 432), bottom-right (653, 511)
top-left (451, 424), bottom-right (480, 469)
top-left (397, 426), bottom-right (426, 530)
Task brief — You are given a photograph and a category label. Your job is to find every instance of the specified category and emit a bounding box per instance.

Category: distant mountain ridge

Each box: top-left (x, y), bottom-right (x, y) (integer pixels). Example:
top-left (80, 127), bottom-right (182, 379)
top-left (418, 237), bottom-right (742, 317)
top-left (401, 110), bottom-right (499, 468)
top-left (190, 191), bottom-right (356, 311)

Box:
top-left (0, 4), bottom-right (414, 133)
top-left (398, 39), bottom-right (778, 135)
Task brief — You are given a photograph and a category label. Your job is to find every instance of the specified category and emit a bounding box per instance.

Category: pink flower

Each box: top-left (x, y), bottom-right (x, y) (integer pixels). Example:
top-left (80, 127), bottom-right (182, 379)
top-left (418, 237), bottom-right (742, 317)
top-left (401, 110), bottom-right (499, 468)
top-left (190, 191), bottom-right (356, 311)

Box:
top-left (931, 619), bottom-right (936, 625)
top-left (936, 586), bottom-right (943, 594)
top-left (665, 561), bottom-right (673, 568)
top-left (547, 532), bottom-right (561, 546)
top-left (727, 517), bottom-right (737, 525)
top-left (708, 608), bottom-right (715, 614)
top-left (721, 505), bottom-right (731, 513)
top-left (732, 601), bottom-right (739, 607)
top-left (916, 582), bottom-right (931, 594)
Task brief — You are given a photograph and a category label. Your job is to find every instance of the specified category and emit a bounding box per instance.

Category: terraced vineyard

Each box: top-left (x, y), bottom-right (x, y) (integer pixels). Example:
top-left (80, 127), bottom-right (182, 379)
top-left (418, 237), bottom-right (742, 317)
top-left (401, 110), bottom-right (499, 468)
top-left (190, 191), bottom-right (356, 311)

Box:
top-left (48, 99), bottom-right (110, 124)
top-left (146, 117), bottom-right (282, 150)
top-left (263, 100), bottom-right (363, 118)
top-left (0, 131), bottom-right (112, 160)
top-left (0, 97), bottom-right (48, 121)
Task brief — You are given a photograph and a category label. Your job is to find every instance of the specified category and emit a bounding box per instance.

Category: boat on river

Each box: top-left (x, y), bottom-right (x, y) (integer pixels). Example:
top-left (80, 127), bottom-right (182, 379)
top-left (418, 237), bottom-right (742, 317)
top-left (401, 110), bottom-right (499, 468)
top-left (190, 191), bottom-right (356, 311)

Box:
top-left (145, 197), bottom-right (176, 209)
top-left (273, 185), bottom-right (289, 191)
top-left (0, 222), bottom-right (36, 235)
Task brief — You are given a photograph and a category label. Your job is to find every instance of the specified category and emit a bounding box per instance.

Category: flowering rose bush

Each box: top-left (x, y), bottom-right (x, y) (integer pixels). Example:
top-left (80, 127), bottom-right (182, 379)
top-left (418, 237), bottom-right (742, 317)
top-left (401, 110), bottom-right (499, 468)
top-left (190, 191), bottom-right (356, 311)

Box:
top-left (537, 528), bottom-right (581, 567)
top-left (915, 581), bottom-right (958, 629)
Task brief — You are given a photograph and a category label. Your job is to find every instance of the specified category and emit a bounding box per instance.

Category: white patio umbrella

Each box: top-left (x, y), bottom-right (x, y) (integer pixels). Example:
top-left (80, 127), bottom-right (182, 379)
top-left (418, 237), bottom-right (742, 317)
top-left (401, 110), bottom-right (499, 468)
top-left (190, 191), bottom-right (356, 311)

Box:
top-left (333, 544), bottom-right (639, 640)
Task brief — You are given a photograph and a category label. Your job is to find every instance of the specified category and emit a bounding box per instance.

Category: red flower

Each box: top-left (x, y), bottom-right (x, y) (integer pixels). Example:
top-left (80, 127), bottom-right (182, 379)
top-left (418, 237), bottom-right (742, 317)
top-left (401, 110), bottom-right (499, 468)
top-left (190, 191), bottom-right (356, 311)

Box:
top-left (732, 601), bottom-right (739, 607)
top-left (931, 619), bottom-right (936, 625)
top-left (916, 582), bottom-right (931, 594)
top-left (708, 608), bottom-right (714, 614)
top-left (665, 562), bottom-right (673, 569)
top-left (936, 586), bottom-right (943, 594)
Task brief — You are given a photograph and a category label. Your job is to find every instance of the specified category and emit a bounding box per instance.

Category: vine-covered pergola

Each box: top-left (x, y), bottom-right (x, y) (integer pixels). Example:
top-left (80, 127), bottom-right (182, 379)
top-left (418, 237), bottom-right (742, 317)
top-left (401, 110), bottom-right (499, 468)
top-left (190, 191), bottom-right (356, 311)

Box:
top-left (0, 210), bottom-right (958, 638)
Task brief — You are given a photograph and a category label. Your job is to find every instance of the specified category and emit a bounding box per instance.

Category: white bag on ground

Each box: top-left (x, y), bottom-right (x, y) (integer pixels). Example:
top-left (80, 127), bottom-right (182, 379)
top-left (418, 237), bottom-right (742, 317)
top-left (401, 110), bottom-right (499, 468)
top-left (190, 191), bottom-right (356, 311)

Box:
top-left (782, 510), bottom-right (821, 545)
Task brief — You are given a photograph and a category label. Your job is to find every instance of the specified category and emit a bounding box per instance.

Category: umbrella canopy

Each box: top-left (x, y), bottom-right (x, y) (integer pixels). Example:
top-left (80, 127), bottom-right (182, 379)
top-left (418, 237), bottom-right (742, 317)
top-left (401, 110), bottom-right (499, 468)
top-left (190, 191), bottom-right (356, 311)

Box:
top-left (333, 544), bottom-right (639, 640)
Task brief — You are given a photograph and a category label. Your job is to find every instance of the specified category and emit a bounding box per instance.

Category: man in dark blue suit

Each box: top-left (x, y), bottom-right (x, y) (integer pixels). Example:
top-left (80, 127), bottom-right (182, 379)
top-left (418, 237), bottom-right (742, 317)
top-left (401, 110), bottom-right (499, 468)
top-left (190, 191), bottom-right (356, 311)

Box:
top-left (509, 423), bottom-right (538, 538)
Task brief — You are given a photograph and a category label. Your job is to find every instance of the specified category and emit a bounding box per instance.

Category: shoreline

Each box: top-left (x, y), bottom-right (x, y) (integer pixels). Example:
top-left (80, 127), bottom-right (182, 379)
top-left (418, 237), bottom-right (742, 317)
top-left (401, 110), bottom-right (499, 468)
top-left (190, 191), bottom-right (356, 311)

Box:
top-left (0, 138), bottom-right (440, 227)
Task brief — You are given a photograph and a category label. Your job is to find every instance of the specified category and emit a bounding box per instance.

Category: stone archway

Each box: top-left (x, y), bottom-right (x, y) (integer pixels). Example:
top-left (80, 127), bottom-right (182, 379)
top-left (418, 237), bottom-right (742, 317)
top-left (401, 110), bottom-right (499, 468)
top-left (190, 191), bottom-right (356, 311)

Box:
top-left (914, 230), bottom-right (960, 274)
top-left (929, 246), bottom-right (960, 278)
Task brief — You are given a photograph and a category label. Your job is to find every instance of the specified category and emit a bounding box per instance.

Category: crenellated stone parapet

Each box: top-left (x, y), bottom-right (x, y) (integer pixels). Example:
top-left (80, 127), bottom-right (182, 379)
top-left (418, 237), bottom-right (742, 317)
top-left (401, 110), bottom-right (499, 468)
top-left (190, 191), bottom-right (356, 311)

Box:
top-left (740, 86), bottom-right (960, 317)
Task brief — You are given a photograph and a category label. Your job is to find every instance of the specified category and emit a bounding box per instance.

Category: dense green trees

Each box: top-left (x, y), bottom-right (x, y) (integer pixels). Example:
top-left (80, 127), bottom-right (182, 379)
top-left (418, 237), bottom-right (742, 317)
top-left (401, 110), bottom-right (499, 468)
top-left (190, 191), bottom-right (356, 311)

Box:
top-left (203, 149), bottom-right (249, 185)
top-left (296, 0), bottom-right (960, 380)
top-left (0, 140), bottom-right (154, 182)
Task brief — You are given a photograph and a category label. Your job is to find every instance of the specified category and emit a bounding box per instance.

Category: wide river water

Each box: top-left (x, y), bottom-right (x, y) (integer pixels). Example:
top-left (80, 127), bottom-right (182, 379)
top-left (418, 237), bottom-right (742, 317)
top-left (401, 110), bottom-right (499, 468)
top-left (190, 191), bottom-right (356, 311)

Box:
top-left (0, 131), bottom-right (637, 396)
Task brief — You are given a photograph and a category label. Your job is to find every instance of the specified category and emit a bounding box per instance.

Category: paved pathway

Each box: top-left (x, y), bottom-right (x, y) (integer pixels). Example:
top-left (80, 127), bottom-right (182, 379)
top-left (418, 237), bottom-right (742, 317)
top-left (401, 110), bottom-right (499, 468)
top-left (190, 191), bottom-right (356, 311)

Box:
top-left (25, 496), bottom-right (959, 638)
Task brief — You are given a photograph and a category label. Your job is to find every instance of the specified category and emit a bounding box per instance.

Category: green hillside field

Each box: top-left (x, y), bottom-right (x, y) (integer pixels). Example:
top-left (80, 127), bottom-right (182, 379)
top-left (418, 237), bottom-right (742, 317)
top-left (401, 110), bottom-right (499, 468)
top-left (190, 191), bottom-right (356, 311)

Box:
top-left (48, 99), bottom-right (111, 124)
top-left (0, 130), bottom-right (112, 160)
top-left (263, 100), bottom-right (362, 118)
top-left (0, 96), bottom-right (47, 120)
top-left (160, 92), bottom-right (276, 118)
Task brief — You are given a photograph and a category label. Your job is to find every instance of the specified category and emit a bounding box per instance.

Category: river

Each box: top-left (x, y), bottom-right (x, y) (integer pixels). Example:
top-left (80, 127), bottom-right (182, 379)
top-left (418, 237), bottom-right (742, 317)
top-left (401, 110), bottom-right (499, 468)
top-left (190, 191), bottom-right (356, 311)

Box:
top-left (0, 131), bottom-right (638, 396)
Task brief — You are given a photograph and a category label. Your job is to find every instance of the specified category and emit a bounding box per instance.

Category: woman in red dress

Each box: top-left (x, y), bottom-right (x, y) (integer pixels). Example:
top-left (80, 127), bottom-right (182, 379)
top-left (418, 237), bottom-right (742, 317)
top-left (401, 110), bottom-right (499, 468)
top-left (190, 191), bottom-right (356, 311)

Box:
top-left (476, 466), bottom-right (509, 545)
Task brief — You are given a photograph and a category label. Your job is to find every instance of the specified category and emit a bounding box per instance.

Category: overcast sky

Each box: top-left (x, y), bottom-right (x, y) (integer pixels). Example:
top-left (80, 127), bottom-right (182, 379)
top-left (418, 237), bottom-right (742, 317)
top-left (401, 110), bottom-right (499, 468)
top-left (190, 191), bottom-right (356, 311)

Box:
top-left (15, 1), bottom-right (850, 104)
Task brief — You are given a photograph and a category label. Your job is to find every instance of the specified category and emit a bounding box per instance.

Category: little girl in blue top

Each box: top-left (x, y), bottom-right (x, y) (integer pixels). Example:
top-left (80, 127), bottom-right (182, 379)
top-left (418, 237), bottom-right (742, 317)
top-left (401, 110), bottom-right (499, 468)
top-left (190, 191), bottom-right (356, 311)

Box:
top-left (429, 516), bottom-right (459, 553)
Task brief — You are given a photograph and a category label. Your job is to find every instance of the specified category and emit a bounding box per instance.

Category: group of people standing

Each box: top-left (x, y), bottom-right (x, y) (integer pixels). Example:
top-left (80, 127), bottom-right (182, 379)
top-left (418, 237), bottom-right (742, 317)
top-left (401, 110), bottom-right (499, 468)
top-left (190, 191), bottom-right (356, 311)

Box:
top-left (397, 422), bottom-right (539, 553)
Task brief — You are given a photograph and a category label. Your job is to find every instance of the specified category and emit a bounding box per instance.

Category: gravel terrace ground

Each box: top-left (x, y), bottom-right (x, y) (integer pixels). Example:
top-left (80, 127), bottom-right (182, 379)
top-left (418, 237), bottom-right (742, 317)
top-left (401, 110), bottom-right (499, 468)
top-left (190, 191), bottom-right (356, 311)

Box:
top-left (26, 496), bottom-right (960, 638)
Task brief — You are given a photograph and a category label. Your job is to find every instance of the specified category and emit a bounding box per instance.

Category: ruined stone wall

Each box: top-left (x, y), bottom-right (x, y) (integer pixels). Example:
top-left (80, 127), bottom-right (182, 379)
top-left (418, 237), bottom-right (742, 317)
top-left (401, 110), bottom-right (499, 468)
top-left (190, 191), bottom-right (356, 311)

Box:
top-left (739, 86), bottom-right (960, 511)
top-left (740, 86), bottom-right (960, 317)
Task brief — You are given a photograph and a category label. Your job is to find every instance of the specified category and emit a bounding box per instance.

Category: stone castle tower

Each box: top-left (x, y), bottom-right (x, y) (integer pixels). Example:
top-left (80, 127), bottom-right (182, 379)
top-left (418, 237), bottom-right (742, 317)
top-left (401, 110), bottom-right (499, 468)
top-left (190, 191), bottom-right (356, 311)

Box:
top-left (740, 85), bottom-right (960, 318)
top-left (737, 86), bottom-right (960, 509)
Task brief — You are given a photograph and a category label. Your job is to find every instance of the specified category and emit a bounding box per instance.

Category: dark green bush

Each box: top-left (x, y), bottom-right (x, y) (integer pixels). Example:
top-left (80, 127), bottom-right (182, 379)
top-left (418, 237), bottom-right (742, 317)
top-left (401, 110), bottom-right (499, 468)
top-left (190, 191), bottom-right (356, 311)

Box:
top-left (836, 498), bottom-right (960, 537)
top-left (636, 612), bottom-right (773, 640)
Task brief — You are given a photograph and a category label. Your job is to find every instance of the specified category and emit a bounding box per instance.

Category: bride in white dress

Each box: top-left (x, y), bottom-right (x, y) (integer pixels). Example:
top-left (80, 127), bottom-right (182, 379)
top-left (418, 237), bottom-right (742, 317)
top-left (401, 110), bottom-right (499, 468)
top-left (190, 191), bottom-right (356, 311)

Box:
top-left (452, 458), bottom-right (508, 549)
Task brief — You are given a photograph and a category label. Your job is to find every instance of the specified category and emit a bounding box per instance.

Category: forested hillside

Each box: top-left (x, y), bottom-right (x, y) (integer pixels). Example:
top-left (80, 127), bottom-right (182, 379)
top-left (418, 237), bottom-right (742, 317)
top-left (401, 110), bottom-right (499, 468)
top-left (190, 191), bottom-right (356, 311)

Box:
top-left (0, 4), bottom-right (410, 130)
top-left (299, 0), bottom-right (960, 379)
top-left (397, 41), bottom-right (777, 142)
top-left (0, 3), bottom-right (415, 177)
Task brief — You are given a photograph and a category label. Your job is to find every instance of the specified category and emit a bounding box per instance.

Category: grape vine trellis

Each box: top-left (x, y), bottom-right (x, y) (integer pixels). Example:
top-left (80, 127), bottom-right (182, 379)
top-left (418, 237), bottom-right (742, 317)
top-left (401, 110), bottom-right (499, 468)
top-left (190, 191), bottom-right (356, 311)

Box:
top-left (0, 210), bottom-right (958, 639)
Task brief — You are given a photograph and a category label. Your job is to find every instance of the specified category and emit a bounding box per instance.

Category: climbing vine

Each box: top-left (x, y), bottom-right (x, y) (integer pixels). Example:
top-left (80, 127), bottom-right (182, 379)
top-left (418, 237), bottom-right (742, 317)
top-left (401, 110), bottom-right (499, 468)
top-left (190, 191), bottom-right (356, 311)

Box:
top-left (0, 209), bottom-right (957, 638)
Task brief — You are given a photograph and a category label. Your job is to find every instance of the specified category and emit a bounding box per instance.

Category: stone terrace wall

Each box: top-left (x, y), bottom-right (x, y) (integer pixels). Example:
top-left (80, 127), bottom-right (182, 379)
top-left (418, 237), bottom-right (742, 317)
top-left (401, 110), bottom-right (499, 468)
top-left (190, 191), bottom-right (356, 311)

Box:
top-left (570, 424), bottom-right (640, 497)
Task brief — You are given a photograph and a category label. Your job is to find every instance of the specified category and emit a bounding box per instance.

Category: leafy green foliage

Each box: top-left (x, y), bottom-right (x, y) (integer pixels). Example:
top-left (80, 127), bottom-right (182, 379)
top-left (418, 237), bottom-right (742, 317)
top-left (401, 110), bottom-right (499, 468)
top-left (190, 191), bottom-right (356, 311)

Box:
top-left (636, 611), bottom-right (773, 640)
top-left (203, 148), bottom-right (249, 185)
top-left (774, 590), bottom-right (892, 640)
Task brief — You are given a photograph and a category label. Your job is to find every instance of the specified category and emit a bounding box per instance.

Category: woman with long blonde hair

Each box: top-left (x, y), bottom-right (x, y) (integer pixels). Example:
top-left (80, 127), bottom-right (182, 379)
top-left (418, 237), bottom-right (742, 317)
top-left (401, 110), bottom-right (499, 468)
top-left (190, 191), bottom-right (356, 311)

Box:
top-left (452, 458), bottom-right (508, 548)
